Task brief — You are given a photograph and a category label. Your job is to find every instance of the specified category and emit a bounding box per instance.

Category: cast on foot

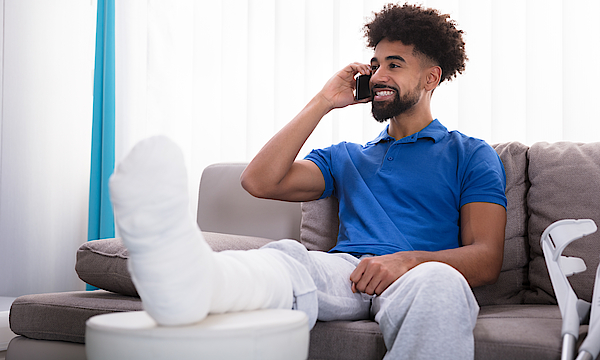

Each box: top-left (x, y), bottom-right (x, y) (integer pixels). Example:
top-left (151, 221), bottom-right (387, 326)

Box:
top-left (109, 136), bottom-right (215, 326)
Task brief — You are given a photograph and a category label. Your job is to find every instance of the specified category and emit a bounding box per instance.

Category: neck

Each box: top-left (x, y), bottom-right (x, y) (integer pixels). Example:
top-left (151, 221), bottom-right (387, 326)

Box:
top-left (387, 106), bottom-right (433, 140)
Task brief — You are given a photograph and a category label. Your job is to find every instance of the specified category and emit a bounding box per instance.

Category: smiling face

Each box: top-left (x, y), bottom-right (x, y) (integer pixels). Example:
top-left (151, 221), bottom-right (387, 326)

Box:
top-left (370, 80), bottom-right (422, 123)
top-left (369, 39), bottom-right (431, 122)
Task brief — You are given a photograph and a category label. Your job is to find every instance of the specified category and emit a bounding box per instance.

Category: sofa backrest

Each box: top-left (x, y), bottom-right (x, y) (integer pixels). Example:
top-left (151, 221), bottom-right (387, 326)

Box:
top-left (197, 163), bottom-right (302, 241)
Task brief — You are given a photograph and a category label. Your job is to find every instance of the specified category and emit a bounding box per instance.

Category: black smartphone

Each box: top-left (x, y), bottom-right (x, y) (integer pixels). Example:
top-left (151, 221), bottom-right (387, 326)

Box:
top-left (355, 74), bottom-right (372, 101)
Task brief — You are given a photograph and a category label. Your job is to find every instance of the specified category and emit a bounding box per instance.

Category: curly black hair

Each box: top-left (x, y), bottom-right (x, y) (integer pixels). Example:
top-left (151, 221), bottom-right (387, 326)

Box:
top-left (364, 3), bottom-right (467, 84)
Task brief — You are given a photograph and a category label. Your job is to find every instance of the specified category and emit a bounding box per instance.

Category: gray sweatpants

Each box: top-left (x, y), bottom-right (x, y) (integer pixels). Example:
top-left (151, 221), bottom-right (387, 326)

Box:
top-left (262, 240), bottom-right (480, 360)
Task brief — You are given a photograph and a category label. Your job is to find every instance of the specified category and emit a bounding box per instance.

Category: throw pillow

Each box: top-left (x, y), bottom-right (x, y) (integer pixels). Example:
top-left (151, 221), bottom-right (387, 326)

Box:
top-left (526, 141), bottom-right (600, 304)
top-left (76, 238), bottom-right (137, 296)
top-left (300, 197), bottom-right (339, 252)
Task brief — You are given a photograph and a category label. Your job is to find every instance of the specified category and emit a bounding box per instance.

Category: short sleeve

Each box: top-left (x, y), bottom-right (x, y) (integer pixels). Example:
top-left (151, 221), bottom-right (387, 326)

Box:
top-left (460, 143), bottom-right (507, 209)
top-left (304, 147), bottom-right (335, 199)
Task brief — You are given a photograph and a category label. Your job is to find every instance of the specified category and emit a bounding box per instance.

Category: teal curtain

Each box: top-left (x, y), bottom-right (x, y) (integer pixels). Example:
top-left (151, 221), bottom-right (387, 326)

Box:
top-left (88, 0), bottom-right (115, 250)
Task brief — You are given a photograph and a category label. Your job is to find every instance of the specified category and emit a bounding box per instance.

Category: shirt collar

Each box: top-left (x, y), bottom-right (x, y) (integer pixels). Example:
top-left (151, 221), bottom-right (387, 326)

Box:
top-left (369, 119), bottom-right (448, 145)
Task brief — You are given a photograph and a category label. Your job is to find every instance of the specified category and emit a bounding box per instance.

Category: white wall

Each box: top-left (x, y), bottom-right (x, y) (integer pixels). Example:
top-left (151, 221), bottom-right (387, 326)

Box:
top-left (0, 0), bottom-right (96, 297)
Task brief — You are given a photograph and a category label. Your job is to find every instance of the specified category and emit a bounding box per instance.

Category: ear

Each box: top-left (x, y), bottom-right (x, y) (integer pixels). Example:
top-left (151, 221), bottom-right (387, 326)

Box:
top-left (424, 66), bottom-right (442, 91)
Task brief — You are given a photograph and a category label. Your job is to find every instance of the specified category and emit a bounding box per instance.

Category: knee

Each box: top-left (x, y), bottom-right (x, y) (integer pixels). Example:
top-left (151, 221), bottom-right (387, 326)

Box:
top-left (375, 262), bottom-right (479, 335)
top-left (413, 261), bottom-right (465, 283)
top-left (261, 239), bottom-right (307, 251)
top-left (260, 239), bottom-right (309, 262)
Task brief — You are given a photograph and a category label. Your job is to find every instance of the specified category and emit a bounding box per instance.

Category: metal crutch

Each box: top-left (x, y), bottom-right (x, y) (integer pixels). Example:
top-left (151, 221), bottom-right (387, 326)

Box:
top-left (575, 259), bottom-right (600, 360)
top-left (541, 219), bottom-right (597, 360)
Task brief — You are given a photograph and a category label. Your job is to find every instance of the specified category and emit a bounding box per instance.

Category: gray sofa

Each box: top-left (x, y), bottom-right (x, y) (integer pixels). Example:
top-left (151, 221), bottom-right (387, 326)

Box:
top-left (7, 141), bottom-right (600, 360)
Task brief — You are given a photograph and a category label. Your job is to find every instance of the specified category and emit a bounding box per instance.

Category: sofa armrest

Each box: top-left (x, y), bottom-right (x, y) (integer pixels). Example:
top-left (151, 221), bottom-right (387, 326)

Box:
top-left (197, 163), bottom-right (302, 241)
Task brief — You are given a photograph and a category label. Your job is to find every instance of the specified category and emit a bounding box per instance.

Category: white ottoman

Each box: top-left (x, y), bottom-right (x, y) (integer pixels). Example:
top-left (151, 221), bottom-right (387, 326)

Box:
top-left (85, 309), bottom-right (309, 360)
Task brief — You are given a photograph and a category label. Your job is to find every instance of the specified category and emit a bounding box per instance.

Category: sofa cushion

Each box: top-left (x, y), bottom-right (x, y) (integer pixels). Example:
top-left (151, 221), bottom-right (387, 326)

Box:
top-left (526, 141), bottom-right (600, 304)
top-left (473, 142), bottom-right (530, 305)
top-left (9, 290), bottom-right (143, 344)
top-left (474, 304), bottom-right (588, 360)
top-left (308, 320), bottom-right (386, 360)
top-left (76, 232), bottom-right (275, 296)
top-left (12, 290), bottom-right (576, 360)
top-left (306, 304), bottom-right (577, 360)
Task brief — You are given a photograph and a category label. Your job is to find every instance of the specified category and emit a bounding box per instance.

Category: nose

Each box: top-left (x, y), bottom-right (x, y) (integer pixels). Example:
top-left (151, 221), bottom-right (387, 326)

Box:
top-left (370, 67), bottom-right (388, 85)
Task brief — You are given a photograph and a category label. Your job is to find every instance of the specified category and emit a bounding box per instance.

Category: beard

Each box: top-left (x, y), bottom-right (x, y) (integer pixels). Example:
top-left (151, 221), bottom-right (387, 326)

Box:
top-left (371, 84), bottom-right (422, 123)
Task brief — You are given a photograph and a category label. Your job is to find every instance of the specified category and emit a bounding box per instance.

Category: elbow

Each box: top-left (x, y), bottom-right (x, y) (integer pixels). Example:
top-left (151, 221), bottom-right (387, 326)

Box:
top-left (480, 269), bottom-right (501, 286)
top-left (484, 251), bottom-right (504, 285)
top-left (469, 273), bottom-right (498, 289)
top-left (240, 171), bottom-right (261, 198)
top-left (240, 169), bottom-right (271, 199)
top-left (474, 261), bottom-right (502, 287)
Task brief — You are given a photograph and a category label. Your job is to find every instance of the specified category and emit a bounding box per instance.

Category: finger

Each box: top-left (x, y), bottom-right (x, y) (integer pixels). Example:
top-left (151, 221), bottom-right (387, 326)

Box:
top-left (351, 282), bottom-right (357, 293)
top-left (364, 273), bottom-right (384, 295)
top-left (349, 62), bottom-right (371, 76)
top-left (356, 65), bottom-right (371, 76)
top-left (354, 269), bottom-right (376, 294)
top-left (349, 259), bottom-right (367, 284)
top-left (374, 278), bottom-right (393, 296)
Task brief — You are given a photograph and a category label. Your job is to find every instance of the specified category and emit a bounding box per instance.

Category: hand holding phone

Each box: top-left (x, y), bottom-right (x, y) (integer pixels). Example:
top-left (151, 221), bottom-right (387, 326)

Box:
top-left (355, 74), bottom-right (372, 101)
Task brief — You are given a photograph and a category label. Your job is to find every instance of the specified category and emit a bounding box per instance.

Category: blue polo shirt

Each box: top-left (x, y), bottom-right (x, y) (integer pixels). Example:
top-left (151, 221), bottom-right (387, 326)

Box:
top-left (304, 120), bottom-right (506, 256)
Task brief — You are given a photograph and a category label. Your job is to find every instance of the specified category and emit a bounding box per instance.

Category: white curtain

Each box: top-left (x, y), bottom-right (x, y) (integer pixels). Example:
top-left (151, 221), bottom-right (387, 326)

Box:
top-left (0, 0), bottom-right (97, 296)
top-left (115, 0), bottom-right (600, 217)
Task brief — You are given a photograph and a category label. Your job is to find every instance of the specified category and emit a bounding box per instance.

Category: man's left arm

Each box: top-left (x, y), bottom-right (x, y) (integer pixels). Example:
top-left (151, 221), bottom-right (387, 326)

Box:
top-left (350, 202), bottom-right (506, 295)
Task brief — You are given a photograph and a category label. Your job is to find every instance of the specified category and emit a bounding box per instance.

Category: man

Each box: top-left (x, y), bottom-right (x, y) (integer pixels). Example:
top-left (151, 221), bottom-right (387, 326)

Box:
top-left (110, 4), bottom-right (507, 359)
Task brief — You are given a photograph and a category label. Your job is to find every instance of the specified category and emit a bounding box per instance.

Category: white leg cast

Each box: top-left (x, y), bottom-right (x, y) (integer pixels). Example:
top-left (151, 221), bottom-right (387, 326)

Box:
top-left (210, 250), bottom-right (293, 314)
top-left (110, 136), bottom-right (293, 326)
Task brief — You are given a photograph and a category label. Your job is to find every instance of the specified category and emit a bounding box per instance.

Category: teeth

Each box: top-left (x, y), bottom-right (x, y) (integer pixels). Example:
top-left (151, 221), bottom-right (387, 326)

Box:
top-left (376, 90), bottom-right (395, 96)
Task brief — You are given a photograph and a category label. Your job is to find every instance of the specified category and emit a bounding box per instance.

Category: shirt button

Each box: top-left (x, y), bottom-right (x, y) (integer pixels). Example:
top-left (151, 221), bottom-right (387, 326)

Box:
top-left (387, 156), bottom-right (394, 161)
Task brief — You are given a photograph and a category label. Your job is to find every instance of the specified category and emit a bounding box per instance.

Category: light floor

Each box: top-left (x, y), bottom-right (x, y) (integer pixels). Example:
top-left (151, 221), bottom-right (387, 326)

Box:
top-left (0, 350), bottom-right (6, 360)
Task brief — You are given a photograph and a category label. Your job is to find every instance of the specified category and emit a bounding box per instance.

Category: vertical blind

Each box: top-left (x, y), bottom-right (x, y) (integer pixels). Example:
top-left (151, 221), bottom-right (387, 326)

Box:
top-left (115, 0), bottom-right (600, 216)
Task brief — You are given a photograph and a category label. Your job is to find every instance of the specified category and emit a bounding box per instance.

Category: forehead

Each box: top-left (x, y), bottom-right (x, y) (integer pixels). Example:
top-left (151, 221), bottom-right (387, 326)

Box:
top-left (371, 39), bottom-right (418, 64)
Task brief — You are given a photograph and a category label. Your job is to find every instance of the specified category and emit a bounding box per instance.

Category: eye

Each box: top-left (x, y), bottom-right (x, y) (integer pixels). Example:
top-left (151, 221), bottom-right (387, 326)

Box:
top-left (390, 63), bottom-right (401, 69)
top-left (370, 64), bottom-right (379, 71)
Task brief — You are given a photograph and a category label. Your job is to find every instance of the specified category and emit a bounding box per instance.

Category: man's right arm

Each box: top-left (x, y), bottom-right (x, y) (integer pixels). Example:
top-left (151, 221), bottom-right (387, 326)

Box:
top-left (241, 62), bottom-right (371, 202)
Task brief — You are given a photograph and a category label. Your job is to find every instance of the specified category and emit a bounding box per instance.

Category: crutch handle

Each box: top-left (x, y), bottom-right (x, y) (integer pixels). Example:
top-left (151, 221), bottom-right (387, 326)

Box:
top-left (540, 219), bottom-right (597, 261)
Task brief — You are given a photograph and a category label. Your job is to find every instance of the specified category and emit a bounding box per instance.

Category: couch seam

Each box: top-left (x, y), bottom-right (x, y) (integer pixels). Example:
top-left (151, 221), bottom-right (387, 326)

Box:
top-left (478, 315), bottom-right (560, 320)
top-left (476, 340), bottom-right (560, 353)
top-left (12, 303), bottom-right (140, 312)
